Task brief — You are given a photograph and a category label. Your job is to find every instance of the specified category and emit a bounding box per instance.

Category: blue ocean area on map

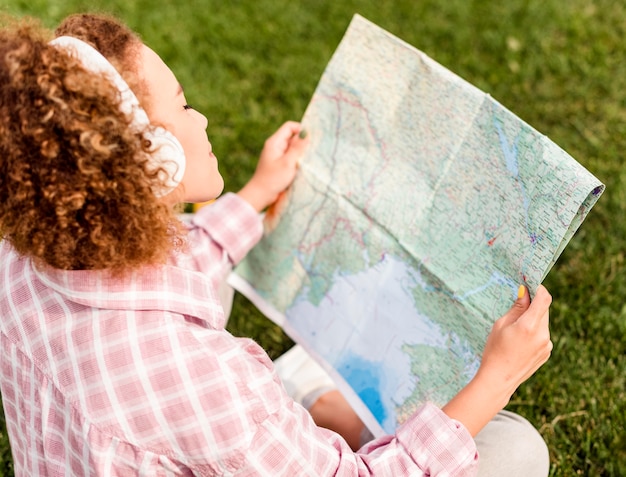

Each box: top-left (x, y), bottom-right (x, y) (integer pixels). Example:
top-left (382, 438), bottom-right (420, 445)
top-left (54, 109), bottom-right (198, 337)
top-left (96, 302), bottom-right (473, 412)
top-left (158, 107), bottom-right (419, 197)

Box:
top-left (337, 353), bottom-right (387, 426)
top-left (284, 253), bottom-right (462, 433)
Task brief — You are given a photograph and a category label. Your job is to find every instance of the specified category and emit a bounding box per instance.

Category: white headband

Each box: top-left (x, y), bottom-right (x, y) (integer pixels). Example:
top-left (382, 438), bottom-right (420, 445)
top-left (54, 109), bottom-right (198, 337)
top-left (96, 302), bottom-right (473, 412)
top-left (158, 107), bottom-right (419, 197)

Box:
top-left (49, 36), bottom-right (186, 197)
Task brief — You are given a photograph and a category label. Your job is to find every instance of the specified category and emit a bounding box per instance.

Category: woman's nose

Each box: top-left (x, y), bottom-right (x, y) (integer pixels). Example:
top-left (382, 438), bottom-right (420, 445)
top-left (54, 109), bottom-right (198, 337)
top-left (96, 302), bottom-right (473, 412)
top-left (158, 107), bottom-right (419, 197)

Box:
top-left (196, 110), bottom-right (208, 129)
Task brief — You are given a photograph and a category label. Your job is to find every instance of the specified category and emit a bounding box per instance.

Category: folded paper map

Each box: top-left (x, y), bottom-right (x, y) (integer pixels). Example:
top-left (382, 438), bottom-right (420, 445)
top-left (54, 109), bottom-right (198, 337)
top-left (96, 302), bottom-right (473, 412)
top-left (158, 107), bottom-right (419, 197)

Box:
top-left (229, 14), bottom-right (604, 436)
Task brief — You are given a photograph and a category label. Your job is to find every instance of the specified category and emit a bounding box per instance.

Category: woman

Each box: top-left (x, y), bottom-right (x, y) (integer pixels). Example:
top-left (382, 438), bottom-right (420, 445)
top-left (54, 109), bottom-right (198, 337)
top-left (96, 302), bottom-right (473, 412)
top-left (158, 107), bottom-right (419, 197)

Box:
top-left (0, 13), bottom-right (552, 476)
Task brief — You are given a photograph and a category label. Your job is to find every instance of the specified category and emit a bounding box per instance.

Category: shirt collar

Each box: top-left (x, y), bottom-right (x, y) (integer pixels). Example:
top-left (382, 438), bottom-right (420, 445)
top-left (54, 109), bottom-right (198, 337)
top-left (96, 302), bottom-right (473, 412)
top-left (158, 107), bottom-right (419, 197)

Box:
top-left (31, 261), bottom-right (226, 329)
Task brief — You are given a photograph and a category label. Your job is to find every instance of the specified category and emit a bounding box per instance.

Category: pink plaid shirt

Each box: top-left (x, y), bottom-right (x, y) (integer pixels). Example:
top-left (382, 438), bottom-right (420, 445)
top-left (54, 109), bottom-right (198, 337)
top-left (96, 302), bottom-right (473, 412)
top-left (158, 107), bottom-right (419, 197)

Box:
top-left (0, 193), bottom-right (478, 476)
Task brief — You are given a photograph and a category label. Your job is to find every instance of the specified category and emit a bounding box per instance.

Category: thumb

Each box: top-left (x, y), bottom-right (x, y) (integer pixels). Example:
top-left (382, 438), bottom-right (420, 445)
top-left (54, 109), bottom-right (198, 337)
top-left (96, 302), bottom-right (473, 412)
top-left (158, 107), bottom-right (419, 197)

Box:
top-left (500, 285), bottom-right (531, 326)
top-left (285, 130), bottom-right (310, 162)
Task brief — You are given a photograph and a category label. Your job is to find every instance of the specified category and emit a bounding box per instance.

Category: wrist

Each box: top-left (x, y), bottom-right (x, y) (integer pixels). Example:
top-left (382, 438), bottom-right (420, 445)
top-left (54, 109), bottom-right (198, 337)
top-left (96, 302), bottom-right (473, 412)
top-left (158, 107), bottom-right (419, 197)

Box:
top-left (237, 182), bottom-right (273, 213)
top-left (470, 369), bottom-right (516, 410)
top-left (441, 372), bottom-right (513, 436)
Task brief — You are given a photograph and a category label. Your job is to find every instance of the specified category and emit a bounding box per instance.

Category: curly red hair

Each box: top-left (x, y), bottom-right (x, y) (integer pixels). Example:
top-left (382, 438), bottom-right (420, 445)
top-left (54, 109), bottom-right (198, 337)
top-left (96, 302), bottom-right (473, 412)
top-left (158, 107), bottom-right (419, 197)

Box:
top-left (0, 14), bottom-right (184, 272)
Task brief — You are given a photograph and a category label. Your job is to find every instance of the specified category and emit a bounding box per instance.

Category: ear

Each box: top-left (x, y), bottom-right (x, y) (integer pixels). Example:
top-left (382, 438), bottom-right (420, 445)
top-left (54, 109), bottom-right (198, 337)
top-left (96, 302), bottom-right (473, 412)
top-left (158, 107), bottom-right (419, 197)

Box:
top-left (145, 125), bottom-right (186, 194)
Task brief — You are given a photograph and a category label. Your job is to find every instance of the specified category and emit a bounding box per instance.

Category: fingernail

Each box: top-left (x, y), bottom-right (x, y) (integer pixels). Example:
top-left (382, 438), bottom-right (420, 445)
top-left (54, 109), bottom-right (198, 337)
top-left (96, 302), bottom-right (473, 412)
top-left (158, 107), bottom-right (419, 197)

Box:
top-left (299, 129), bottom-right (307, 139)
top-left (517, 285), bottom-right (526, 299)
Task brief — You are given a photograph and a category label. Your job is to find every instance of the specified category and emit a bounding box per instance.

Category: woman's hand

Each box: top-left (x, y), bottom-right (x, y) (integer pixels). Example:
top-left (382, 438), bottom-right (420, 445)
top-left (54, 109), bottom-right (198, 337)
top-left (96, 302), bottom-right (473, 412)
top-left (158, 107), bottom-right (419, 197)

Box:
top-left (238, 121), bottom-right (309, 212)
top-left (442, 285), bottom-right (552, 436)
top-left (476, 284), bottom-right (553, 402)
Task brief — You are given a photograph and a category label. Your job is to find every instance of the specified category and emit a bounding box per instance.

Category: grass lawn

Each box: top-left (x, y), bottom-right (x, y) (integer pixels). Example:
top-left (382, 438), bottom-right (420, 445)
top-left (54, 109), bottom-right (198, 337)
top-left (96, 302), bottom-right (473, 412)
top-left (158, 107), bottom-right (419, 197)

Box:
top-left (1, 0), bottom-right (626, 475)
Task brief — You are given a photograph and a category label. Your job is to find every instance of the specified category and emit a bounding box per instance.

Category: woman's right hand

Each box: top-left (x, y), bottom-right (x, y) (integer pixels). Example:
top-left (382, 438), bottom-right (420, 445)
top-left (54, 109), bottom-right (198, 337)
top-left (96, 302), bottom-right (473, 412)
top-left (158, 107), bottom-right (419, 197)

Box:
top-left (237, 121), bottom-right (309, 212)
top-left (441, 285), bottom-right (552, 436)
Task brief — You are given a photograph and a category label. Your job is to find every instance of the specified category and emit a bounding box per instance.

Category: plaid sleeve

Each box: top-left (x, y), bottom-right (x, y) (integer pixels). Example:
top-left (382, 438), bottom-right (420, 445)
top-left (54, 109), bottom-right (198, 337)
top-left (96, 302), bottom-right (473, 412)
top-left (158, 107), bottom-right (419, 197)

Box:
top-left (190, 192), bottom-right (263, 265)
top-left (393, 403), bottom-right (479, 475)
top-left (96, 309), bottom-right (478, 476)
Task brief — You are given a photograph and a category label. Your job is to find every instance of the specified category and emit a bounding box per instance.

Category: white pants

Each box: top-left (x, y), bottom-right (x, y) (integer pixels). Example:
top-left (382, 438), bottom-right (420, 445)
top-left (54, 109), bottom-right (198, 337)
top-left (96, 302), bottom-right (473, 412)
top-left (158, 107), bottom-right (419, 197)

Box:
top-left (474, 409), bottom-right (549, 477)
